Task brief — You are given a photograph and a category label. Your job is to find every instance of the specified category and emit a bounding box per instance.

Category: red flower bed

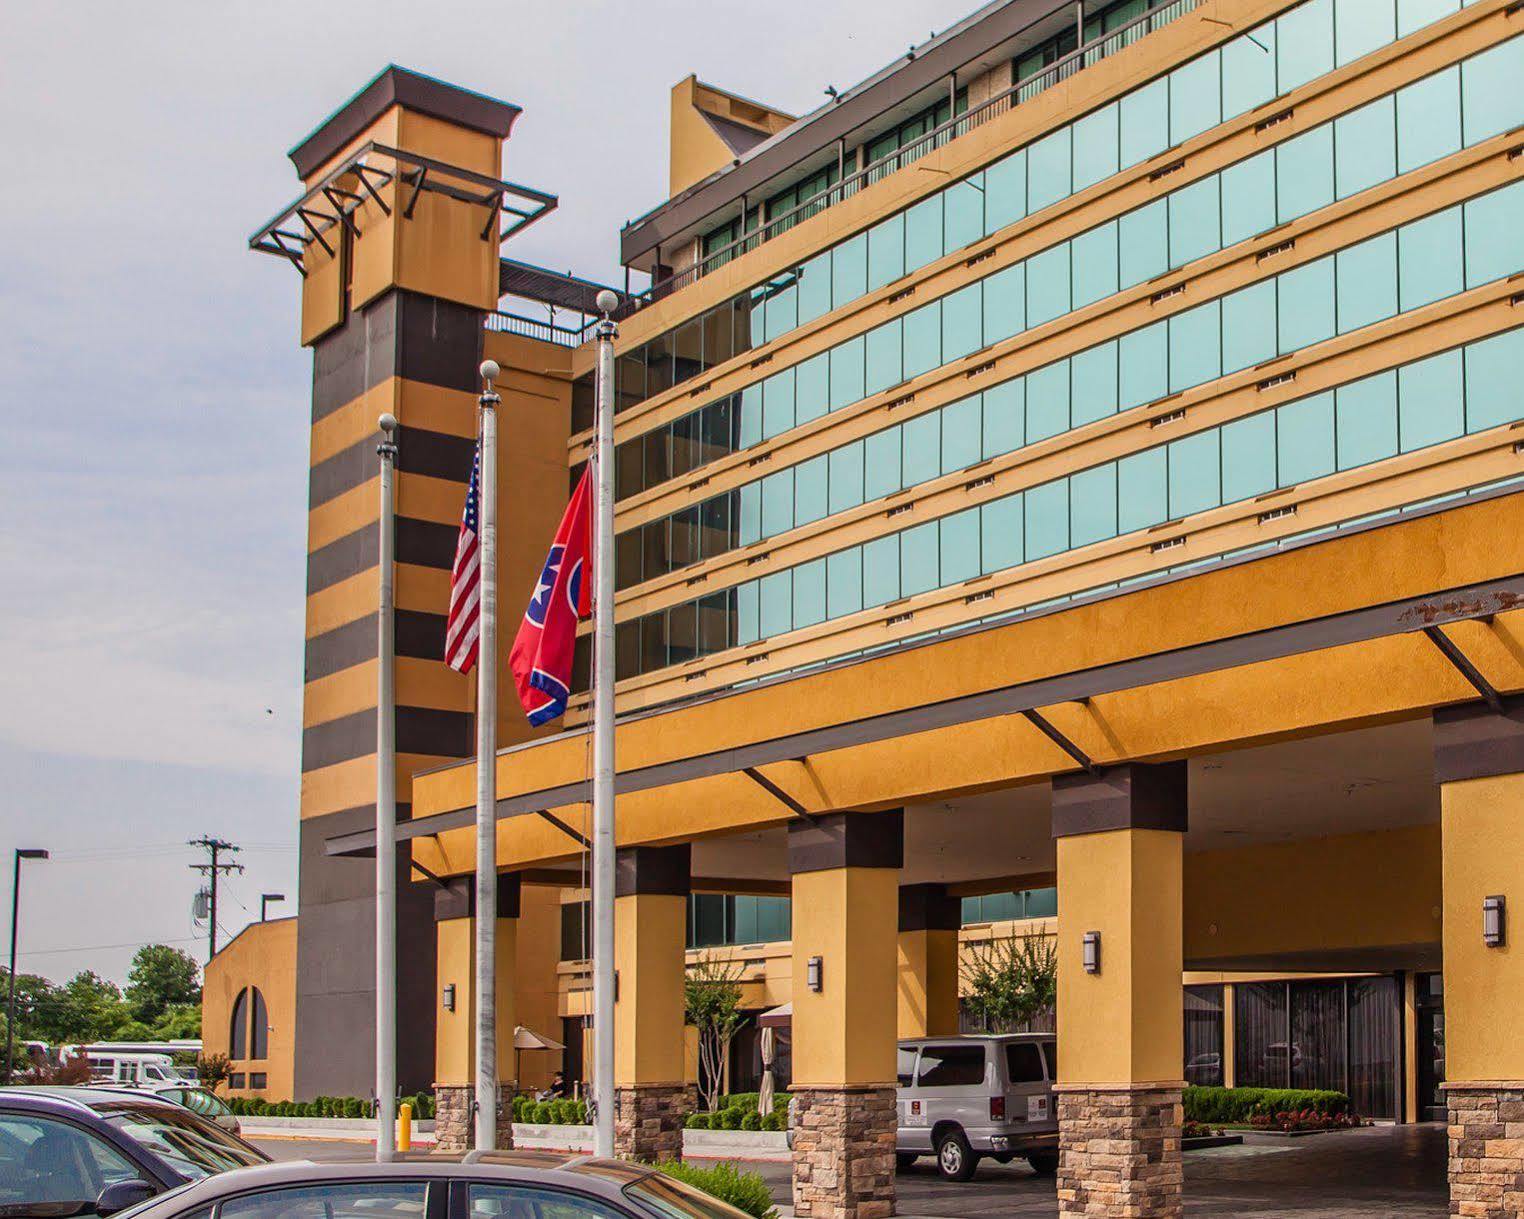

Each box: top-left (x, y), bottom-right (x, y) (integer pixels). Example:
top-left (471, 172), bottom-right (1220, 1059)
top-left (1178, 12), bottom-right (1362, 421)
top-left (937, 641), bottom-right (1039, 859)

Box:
top-left (1248, 1107), bottom-right (1363, 1132)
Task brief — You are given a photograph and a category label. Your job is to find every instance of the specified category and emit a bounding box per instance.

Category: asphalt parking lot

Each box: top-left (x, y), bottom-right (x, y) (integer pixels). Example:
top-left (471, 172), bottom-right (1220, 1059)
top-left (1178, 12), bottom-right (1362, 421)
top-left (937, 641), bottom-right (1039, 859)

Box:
top-left (252, 1122), bottom-right (1448, 1217)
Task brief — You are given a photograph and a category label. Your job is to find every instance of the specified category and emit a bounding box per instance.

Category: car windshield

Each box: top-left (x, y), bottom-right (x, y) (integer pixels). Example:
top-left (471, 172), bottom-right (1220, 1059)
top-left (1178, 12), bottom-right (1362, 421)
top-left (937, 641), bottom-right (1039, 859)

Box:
top-left (96, 1104), bottom-right (265, 1180)
top-left (624, 1174), bottom-right (756, 1218)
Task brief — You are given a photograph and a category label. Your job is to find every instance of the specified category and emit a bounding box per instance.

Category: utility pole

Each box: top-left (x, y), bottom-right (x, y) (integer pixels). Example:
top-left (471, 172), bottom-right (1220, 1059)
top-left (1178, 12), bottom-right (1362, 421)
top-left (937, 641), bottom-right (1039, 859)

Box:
top-left (188, 837), bottom-right (243, 961)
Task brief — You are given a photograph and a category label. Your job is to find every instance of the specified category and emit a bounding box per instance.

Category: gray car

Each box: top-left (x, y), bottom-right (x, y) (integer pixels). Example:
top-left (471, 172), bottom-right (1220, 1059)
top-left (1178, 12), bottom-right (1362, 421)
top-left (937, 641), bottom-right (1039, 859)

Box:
top-left (112, 1152), bottom-right (759, 1219)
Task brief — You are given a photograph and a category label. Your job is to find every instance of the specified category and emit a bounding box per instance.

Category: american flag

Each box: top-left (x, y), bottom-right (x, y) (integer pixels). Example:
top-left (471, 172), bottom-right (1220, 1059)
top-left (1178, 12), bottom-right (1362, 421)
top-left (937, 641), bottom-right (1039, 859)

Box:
top-left (443, 442), bottom-right (482, 673)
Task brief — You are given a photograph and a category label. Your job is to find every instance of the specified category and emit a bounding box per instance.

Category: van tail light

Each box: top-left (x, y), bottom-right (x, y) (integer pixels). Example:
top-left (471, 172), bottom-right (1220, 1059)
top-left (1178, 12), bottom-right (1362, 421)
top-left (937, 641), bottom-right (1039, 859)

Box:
top-left (990, 1096), bottom-right (1006, 1121)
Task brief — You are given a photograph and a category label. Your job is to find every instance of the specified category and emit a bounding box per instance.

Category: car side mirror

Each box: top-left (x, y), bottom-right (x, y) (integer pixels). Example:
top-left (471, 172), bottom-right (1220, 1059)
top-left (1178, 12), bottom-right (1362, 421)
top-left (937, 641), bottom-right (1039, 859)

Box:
top-left (96, 1179), bottom-right (156, 1217)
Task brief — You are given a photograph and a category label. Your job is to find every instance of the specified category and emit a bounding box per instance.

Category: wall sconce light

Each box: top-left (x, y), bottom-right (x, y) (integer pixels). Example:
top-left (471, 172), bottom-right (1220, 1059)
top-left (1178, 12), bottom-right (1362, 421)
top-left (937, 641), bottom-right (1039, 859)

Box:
top-left (1484, 895), bottom-right (1506, 948)
top-left (442, 983), bottom-right (456, 1012)
top-left (1082, 931), bottom-right (1102, 974)
top-left (807, 955), bottom-right (824, 992)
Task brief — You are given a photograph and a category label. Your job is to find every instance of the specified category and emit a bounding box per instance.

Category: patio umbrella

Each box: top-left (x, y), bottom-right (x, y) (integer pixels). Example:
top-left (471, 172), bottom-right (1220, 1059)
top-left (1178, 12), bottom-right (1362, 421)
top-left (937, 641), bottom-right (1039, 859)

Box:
top-left (758, 1026), bottom-right (776, 1117)
top-left (513, 1025), bottom-right (565, 1088)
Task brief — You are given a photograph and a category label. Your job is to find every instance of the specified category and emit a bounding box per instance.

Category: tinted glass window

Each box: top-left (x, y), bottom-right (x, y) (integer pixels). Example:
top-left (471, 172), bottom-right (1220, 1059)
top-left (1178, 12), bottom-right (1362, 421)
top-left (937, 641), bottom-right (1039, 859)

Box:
top-left (917, 1044), bottom-right (987, 1087)
top-left (624, 1173), bottom-right (758, 1218)
top-left (898, 1047), bottom-right (920, 1086)
top-left (1006, 1042), bottom-right (1046, 1084)
top-left (0, 1112), bottom-right (137, 1216)
top-left (100, 1104), bottom-right (265, 1179)
top-left (221, 1182), bottom-right (427, 1219)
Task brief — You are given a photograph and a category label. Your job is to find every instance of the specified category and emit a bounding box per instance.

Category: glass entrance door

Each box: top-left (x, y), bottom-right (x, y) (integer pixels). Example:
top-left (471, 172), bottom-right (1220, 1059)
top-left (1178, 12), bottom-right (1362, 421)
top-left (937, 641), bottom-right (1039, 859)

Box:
top-left (1414, 973), bottom-right (1446, 1123)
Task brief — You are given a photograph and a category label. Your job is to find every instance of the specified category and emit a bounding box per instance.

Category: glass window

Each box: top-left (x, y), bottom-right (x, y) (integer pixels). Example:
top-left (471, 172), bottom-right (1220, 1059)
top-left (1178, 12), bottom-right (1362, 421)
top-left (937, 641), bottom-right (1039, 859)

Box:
top-left (1276, 390), bottom-right (1336, 485)
top-left (762, 368), bottom-right (795, 440)
top-left (826, 547), bottom-right (864, 618)
top-left (945, 176), bottom-right (985, 250)
top-left (793, 558), bottom-right (827, 628)
top-left (942, 394), bottom-right (983, 472)
top-left (223, 1183), bottom-right (431, 1219)
top-left (1276, 125), bottom-right (1334, 225)
top-left (758, 570), bottom-right (792, 637)
top-left (903, 301), bottom-right (942, 379)
top-left (1277, 257), bottom-right (1336, 354)
top-left (738, 482), bottom-right (762, 546)
top-left (1460, 33), bottom-right (1524, 146)
top-left (918, 1044), bottom-right (987, 1087)
top-left (1335, 232), bottom-right (1397, 335)
top-left (982, 494), bottom-right (1024, 573)
top-left (942, 282), bottom-right (984, 363)
top-left (761, 469), bottom-right (794, 538)
top-left (1398, 348), bottom-right (1464, 451)
top-left (864, 427), bottom-right (903, 499)
top-left (985, 148), bottom-right (1029, 232)
top-left (862, 535), bottom-right (901, 606)
top-left (1168, 176), bottom-right (1221, 270)
top-left (1006, 1042), bottom-right (1047, 1084)
top-left (1335, 369), bottom-right (1399, 469)
top-left (1221, 410), bottom-right (1278, 502)
top-left (1119, 199), bottom-right (1168, 288)
top-left (865, 319), bottom-right (904, 396)
top-left (797, 252), bottom-right (832, 326)
top-left (1118, 447), bottom-right (1169, 531)
top-left (1335, 95), bottom-right (1395, 200)
top-left (1395, 66), bottom-right (1460, 175)
top-left (1119, 320), bottom-right (1169, 410)
top-left (1168, 428), bottom-right (1222, 518)
top-left (763, 276), bottom-right (798, 344)
top-left (1072, 221), bottom-right (1120, 308)
top-left (1028, 127), bottom-right (1072, 213)
top-left (1235, 981), bottom-right (1290, 1088)
top-left (0, 1112), bottom-right (138, 1216)
top-left (1222, 25), bottom-right (1277, 118)
top-left (1184, 985), bottom-right (1226, 1088)
top-left (1120, 77), bottom-right (1170, 167)
top-left (795, 454), bottom-right (829, 526)
top-left (1070, 464), bottom-right (1118, 546)
top-left (1221, 149), bottom-right (1276, 248)
top-left (983, 262), bottom-right (1026, 347)
top-left (736, 581), bottom-right (760, 645)
top-left (905, 194), bottom-right (945, 273)
top-left (1169, 51), bottom-right (1222, 146)
top-left (1336, 0), bottom-right (1396, 66)
top-left (1398, 0), bottom-right (1457, 33)
top-left (1071, 342), bottom-right (1119, 426)
top-left (901, 411), bottom-right (942, 489)
top-left (1072, 103), bottom-right (1120, 191)
top-left (1464, 328), bottom-right (1524, 433)
top-left (940, 508), bottom-right (982, 584)
top-left (467, 1185), bottom-right (624, 1219)
top-left (830, 336), bottom-right (866, 411)
top-left (738, 383), bottom-right (764, 448)
top-left (1397, 206), bottom-right (1463, 312)
top-left (832, 233), bottom-right (868, 306)
top-left (1026, 243), bottom-right (1072, 327)
top-left (1026, 360), bottom-right (1071, 442)
top-left (828, 441), bottom-right (866, 514)
top-left (901, 521), bottom-right (940, 596)
top-left (796, 353), bottom-right (830, 426)
top-left (1463, 182), bottom-right (1524, 291)
top-left (1221, 279), bottom-right (1278, 374)
top-left (1169, 300), bottom-right (1221, 395)
top-left (867, 213), bottom-right (906, 291)
top-left (1277, 0), bottom-right (1335, 93)
top-left (1025, 479), bottom-right (1070, 560)
top-left (898, 1047), bottom-right (920, 1087)
top-left (983, 378), bottom-right (1025, 458)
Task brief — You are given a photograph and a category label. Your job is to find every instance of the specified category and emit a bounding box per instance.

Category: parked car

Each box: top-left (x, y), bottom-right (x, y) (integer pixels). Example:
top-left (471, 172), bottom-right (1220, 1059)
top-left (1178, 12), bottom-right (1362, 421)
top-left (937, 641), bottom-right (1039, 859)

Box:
top-left (0, 1086), bottom-right (268, 1217)
top-left (135, 1084), bottom-right (242, 1135)
top-left (787, 1033), bottom-right (1060, 1182)
top-left (102, 1152), bottom-right (760, 1219)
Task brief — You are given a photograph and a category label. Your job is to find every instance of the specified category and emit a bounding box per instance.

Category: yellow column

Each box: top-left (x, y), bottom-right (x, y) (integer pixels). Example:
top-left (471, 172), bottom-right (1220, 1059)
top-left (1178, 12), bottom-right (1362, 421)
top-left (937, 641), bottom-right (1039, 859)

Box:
top-left (613, 845), bottom-right (691, 1162)
top-left (789, 811), bottom-right (902, 1219)
top-left (1435, 698), bottom-right (1524, 1216)
top-left (897, 884), bottom-right (962, 1039)
top-left (1053, 763), bottom-right (1186, 1219)
top-left (432, 875), bottom-right (519, 1152)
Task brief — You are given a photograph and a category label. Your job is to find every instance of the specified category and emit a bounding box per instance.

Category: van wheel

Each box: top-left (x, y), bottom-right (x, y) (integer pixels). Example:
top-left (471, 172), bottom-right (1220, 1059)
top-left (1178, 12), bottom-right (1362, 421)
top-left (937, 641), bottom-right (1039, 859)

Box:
top-left (1026, 1150), bottom-right (1059, 1176)
top-left (895, 1153), bottom-right (918, 1172)
top-left (935, 1129), bottom-right (980, 1181)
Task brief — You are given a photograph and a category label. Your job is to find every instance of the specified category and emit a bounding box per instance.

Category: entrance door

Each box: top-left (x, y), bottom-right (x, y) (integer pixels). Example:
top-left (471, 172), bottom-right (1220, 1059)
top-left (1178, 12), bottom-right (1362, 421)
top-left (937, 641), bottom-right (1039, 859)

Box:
top-left (1414, 973), bottom-right (1446, 1122)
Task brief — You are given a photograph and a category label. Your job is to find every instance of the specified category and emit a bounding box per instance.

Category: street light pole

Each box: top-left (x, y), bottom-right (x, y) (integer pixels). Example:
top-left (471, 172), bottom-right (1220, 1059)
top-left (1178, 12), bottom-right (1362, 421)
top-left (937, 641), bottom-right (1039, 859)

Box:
top-left (5, 849), bottom-right (49, 1084)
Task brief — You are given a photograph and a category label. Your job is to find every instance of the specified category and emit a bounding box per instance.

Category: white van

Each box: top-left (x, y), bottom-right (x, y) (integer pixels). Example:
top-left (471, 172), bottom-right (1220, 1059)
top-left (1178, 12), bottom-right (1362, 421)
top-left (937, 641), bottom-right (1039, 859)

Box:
top-left (69, 1050), bottom-right (191, 1086)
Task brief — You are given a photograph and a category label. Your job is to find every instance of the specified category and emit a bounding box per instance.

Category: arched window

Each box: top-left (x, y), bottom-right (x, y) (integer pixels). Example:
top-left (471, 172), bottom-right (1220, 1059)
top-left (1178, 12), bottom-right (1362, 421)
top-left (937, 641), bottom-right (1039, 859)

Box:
top-left (250, 988), bottom-right (268, 1059)
top-left (229, 988), bottom-right (249, 1060)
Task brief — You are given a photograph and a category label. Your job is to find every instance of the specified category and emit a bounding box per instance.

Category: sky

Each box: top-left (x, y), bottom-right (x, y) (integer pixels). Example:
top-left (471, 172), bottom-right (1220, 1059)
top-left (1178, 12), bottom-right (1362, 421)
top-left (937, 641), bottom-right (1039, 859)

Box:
top-left (0, 0), bottom-right (979, 987)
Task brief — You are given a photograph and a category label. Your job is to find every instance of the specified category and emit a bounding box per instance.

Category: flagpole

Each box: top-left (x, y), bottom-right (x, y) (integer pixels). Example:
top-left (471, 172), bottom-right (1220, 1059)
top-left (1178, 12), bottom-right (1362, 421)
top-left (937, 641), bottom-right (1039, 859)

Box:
top-left (375, 412), bottom-right (399, 1163)
top-left (475, 359), bottom-right (502, 1151)
top-left (591, 289), bottom-right (620, 1158)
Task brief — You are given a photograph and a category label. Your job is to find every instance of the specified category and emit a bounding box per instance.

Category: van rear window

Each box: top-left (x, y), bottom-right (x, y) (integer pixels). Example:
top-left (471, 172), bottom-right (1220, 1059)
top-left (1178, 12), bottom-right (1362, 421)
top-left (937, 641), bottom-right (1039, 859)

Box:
top-left (916, 1045), bottom-right (986, 1087)
top-left (897, 1047), bottom-right (919, 1086)
top-left (1006, 1043), bottom-right (1045, 1083)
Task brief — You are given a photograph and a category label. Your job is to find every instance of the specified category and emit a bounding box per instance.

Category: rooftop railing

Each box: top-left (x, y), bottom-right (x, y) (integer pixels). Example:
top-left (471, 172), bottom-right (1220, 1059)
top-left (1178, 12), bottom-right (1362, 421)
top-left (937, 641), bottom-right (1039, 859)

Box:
top-left (637, 0), bottom-right (1200, 305)
top-left (485, 309), bottom-right (588, 347)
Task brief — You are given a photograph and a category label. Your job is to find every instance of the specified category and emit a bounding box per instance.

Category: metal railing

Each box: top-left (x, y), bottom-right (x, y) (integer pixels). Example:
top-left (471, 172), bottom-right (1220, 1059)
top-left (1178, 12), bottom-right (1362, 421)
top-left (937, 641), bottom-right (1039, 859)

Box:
top-left (485, 310), bottom-right (587, 347)
top-left (639, 0), bottom-right (1200, 305)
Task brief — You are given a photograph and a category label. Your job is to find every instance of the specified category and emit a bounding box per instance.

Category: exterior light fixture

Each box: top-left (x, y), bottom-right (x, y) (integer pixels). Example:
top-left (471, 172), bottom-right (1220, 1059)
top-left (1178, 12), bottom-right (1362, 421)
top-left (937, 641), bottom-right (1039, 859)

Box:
top-left (807, 955), bottom-right (824, 992)
top-left (1484, 895), bottom-right (1506, 948)
top-left (442, 984), bottom-right (456, 1012)
top-left (1082, 931), bottom-right (1102, 974)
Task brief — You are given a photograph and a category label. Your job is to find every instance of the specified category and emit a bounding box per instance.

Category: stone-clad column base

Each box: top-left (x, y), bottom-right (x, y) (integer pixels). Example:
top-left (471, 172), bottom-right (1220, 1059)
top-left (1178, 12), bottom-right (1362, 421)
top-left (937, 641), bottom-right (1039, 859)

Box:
top-left (790, 1086), bottom-right (896, 1219)
top-left (1446, 1082), bottom-right (1524, 1217)
top-left (1056, 1084), bottom-right (1183, 1218)
top-left (613, 1083), bottom-right (693, 1162)
top-left (433, 1083), bottom-right (516, 1153)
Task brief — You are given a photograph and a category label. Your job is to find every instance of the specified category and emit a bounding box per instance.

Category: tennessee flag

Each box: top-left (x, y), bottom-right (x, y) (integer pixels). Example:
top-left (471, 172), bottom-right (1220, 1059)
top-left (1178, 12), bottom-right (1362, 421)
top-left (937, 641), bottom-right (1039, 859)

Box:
top-left (510, 468), bottom-right (593, 726)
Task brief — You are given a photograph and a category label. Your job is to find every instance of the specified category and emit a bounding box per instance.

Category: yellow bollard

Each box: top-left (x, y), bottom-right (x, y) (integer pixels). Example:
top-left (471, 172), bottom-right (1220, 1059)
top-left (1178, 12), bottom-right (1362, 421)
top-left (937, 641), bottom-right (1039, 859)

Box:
top-left (397, 1101), bottom-right (412, 1152)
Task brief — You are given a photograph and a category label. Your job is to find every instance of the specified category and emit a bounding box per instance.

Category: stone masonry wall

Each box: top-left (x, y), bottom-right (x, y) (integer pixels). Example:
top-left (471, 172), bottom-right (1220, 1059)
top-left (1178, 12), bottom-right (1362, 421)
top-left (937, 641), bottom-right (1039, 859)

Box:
top-left (613, 1084), bottom-right (693, 1162)
top-left (790, 1085), bottom-right (896, 1219)
top-left (1056, 1085), bottom-right (1183, 1218)
top-left (434, 1083), bottom-right (515, 1153)
top-left (1447, 1083), bottom-right (1524, 1218)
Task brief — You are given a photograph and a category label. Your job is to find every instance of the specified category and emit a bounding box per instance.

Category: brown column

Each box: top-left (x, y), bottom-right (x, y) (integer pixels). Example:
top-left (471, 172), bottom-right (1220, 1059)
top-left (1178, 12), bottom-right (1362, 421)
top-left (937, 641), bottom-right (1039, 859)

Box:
top-left (1434, 697), bottom-right (1524, 1218)
top-left (790, 811), bottom-right (903, 1219)
top-left (1053, 763), bottom-right (1187, 1219)
top-left (432, 875), bottom-right (519, 1153)
top-left (613, 845), bottom-right (694, 1162)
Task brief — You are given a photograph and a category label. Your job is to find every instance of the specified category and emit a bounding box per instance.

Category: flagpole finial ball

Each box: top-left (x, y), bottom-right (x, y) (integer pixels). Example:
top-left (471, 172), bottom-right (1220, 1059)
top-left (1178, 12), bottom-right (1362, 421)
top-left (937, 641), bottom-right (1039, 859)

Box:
top-left (377, 413), bottom-right (397, 434)
top-left (595, 289), bottom-right (619, 315)
top-left (479, 359), bottom-right (501, 384)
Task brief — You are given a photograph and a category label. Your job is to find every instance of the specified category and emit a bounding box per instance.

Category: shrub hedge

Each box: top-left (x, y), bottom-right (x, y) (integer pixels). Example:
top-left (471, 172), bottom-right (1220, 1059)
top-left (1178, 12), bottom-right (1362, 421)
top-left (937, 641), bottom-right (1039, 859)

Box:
top-left (1183, 1086), bottom-right (1351, 1125)
top-left (510, 1095), bottom-right (588, 1126)
top-left (652, 1161), bottom-right (778, 1219)
top-left (225, 1094), bottom-right (437, 1120)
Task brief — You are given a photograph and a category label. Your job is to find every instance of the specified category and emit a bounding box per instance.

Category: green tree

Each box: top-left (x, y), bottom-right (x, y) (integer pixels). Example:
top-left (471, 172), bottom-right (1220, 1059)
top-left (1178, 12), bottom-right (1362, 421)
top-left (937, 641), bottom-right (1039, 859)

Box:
top-left (57, 972), bottom-right (131, 1042)
top-left (684, 953), bottom-right (747, 1112)
top-left (152, 1003), bottom-right (202, 1040)
top-left (125, 945), bottom-right (201, 1024)
top-left (961, 930), bottom-right (1057, 1033)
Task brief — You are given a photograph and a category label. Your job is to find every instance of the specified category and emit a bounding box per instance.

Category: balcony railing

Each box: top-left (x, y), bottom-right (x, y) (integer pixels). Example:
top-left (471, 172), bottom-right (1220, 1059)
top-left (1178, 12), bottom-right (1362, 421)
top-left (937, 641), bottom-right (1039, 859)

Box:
top-left (639, 0), bottom-right (1201, 305)
top-left (485, 309), bottom-right (587, 347)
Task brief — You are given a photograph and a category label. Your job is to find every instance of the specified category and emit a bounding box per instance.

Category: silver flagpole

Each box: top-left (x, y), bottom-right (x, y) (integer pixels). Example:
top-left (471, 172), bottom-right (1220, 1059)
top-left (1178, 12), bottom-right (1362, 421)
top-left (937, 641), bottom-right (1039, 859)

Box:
top-left (591, 289), bottom-right (620, 1157)
top-left (375, 413), bottom-right (399, 1162)
top-left (475, 359), bottom-right (502, 1151)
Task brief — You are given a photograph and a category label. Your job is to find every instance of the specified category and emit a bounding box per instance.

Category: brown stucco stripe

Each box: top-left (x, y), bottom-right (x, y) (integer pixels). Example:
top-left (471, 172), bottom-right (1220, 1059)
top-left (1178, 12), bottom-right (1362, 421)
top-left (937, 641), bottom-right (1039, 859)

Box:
top-left (614, 844), bottom-right (692, 898)
top-left (1051, 761), bottom-right (1189, 838)
top-left (307, 517), bottom-right (458, 596)
top-left (788, 810), bottom-right (904, 874)
top-left (898, 883), bottom-right (962, 933)
top-left (301, 705), bottom-right (474, 773)
top-left (312, 290), bottom-right (483, 423)
top-left (309, 426), bottom-right (476, 510)
top-left (1433, 696), bottom-right (1524, 784)
top-left (305, 609), bottom-right (447, 681)
top-left (432, 873), bottom-right (522, 922)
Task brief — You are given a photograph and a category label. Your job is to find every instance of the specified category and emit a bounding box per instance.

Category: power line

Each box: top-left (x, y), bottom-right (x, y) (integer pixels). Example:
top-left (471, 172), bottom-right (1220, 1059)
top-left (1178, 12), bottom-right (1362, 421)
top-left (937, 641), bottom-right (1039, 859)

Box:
top-left (15, 934), bottom-right (204, 960)
top-left (188, 837), bottom-right (242, 963)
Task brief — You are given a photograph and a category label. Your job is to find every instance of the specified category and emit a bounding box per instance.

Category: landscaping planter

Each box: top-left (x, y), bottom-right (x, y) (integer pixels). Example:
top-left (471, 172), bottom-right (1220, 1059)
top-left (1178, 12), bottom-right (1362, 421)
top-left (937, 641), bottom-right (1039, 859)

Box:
top-left (683, 1128), bottom-right (791, 1160)
top-left (1182, 1134), bottom-right (1243, 1150)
